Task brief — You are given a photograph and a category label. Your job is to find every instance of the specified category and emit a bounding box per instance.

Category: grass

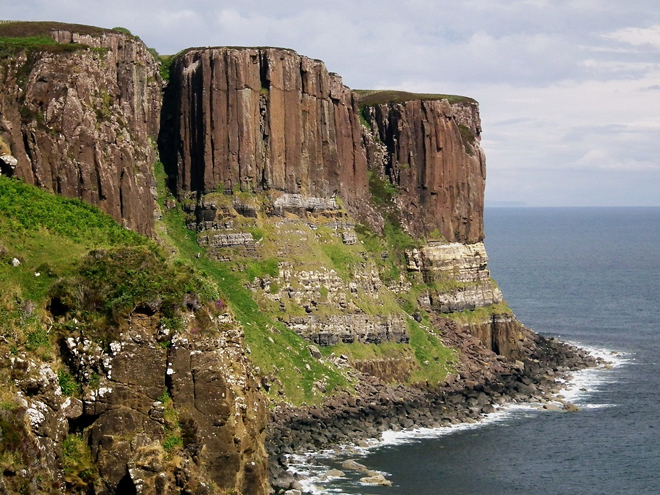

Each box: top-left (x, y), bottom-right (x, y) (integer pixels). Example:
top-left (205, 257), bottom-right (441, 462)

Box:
top-left (61, 434), bottom-right (97, 488)
top-left (458, 124), bottom-right (476, 156)
top-left (245, 258), bottom-right (279, 282)
top-left (0, 21), bottom-right (111, 39)
top-left (157, 54), bottom-right (177, 83)
top-left (0, 157), bottom-right (496, 412)
top-left (0, 176), bottom-right (155, 355)
top-left (355, 89), bottom-right (477, 107)
top-left (320, 244), bottom-right (362, 281)
top-left (322, 318), bottom-right (456, 386)
top-left (0, 174), bottom-right (221, 362)
top-left (445, 302), bottom-right (514, 324)
top-left (0, 176), bottom-right (146, 245)
top-left (367, 170), bottom-right (398, 207)
top-left (0, 21), bottom-right (113, 58)
top-left (58, 368), bottom-right (81, 397)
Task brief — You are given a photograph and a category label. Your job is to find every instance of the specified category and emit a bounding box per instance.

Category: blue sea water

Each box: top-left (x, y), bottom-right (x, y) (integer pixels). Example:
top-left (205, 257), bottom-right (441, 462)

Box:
top-left (300, 207), bottom-right (660, 494)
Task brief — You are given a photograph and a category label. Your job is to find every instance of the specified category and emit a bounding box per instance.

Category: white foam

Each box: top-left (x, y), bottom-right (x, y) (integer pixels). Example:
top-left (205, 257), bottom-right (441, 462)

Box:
top-left (554, 341), bottom-right (631, 407)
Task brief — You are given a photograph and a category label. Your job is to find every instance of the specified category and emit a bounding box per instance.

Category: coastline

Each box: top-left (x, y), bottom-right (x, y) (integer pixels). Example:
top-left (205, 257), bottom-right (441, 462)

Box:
top-left (267, 329), bottom-right (616, 494)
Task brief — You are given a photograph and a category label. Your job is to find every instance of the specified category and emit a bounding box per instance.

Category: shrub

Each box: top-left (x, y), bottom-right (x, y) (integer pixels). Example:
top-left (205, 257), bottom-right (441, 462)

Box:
top-left (58, 369), bottom-right (80, 397)
top-left (61, 434), bottom-right (96, 486)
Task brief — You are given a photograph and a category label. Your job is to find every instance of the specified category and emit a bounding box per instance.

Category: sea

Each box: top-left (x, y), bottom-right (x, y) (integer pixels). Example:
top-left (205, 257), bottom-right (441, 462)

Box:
top-left (291, 207), bottom-right (660, 495)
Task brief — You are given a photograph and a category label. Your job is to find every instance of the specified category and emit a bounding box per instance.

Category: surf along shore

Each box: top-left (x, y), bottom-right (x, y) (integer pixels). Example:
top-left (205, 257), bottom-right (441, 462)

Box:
top-left (267, 320), bottom-right (608, 493)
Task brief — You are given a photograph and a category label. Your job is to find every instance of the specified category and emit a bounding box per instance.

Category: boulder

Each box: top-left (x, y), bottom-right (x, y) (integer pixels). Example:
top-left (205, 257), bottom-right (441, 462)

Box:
top-left (359, 473), bottom-right (392, 486)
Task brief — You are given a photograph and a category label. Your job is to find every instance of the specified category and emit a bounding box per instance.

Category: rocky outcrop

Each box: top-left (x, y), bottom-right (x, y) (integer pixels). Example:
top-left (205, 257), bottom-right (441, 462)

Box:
top-left (160, 47), bottom-right (368, 203)
top-left (403, 240), bottom-right (524, 355)
top-left (3, 310), bottom-right (269, 494)
top-left (64, 312), bottom-right (267, 494)
top-left (284, 314), bottom-right (409, 346)
top-left (407, 242), bottom-right (491, 282)
top-left (0, 23), bottom-right (161, 234)
top-left (467, 313), bottom-right (525, 358)
top-left (409, 241), bottom-right (504, 312)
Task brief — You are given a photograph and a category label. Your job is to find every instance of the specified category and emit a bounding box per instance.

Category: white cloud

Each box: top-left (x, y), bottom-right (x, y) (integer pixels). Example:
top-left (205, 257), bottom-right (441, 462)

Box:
top-left (604, 25), bottom-right (660, 49)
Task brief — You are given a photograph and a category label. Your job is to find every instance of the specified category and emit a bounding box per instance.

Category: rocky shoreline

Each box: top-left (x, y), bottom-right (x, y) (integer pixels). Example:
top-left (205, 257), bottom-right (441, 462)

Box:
top-left (267, 325), bottom-right (605, 494)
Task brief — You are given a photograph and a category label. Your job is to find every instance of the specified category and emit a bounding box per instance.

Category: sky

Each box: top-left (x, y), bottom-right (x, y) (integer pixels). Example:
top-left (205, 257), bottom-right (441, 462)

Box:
top-left (3, 0), bottom-right (660, 206)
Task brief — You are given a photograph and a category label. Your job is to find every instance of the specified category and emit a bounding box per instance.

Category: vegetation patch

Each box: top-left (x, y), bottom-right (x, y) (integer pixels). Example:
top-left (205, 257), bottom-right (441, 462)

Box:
top-left (320, 244), bottom-right (362, 281)
top-left (51, 245), bottom-right (219, 343)
top-left (0, 21), bottom-right (111, 39)
top-left (406, 318), bottom-right (456, 384)
top-left (355, 89), bottom-right (476, 107)
top-left (458, 124), bottom-right (476, 156)
top-left (61, 434), bottom-right (97, 488)
top-left (58, 368), bottom-right (81, 397)
top-left (0, 176), bottom-right (146, 245)
top-left (445, 302), bottom-right (514, 325)
top-left (245, 257), bottom-right (279, 282)
top-left (0, 20), bottom-right (110, 58)
top-left (367, 170), bottom-right (398, 207)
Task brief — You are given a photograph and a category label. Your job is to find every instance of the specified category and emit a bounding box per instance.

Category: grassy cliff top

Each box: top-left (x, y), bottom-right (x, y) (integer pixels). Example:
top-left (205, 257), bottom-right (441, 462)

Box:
top-left (0, 21), bottom-right (129, 57)
top-left (0, 21), bottom-right (114, 38)
top-left (355, 89), bottom-right (476, 106)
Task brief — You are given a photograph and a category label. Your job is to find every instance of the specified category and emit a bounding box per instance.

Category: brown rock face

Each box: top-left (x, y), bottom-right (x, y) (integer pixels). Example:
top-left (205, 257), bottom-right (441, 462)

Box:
top-left (160, 47), bottom-right (368, 202)
top-left (164, 48), bottom-right (485, 243)
top-left (0, 25), bottom-right (161, 235)
top-left (363, 98), bottom-right (485, 243)
top-left (66, 313), bottom-right (268, 494)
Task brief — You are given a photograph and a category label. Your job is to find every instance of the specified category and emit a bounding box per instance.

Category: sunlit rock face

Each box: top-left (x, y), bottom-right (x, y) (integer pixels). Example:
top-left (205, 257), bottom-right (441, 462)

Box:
top-left (0, 27), bottom-right (162, 235)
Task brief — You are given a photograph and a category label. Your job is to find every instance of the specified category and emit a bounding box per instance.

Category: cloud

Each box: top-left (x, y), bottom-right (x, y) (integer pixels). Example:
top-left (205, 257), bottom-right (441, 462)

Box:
top-left (604, 25), bottom-right (660, 49)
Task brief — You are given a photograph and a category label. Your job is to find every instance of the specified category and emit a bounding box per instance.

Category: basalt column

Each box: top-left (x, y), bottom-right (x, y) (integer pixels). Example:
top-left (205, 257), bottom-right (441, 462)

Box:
top-left (162, 47), bottom-right (368, 201)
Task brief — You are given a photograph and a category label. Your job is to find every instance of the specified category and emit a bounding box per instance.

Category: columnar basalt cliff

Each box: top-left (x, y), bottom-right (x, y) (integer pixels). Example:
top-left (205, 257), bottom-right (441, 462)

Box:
top-left (0, 23), bottom-right (161, 235)
top-left (361, 95), bottom-right (485, 243)
top-left (0, 21), bottom-right (572, 495)
top-left (160, 48), bottom-right (485, 244)
top-left (160, 47), bottom-right (368, 203)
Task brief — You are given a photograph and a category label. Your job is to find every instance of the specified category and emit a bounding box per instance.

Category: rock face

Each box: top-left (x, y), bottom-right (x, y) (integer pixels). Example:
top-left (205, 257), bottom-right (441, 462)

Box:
top-left (0, 24), bottom-right (161, 234)
top-left (409, 241), bottom-right (504, 313)
top-left (162, 49), bottom-right (485, 244)
top-left (362, 98), bottom-right (485, 243)
top-left (285, 314), bottom-right (409, 346)
top-left (160, 47), bottom-right (368, 202)
top-left (16, 311), bottom-right (269, 494)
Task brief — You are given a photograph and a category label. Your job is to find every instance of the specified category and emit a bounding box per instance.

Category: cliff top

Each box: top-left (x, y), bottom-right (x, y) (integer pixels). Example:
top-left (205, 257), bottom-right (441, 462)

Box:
top-left (180, 45), bottom-right (299, 55)
top-left (0, 20), bottom-right (115, 38)
top-left (0, 21), bottom-right (136, 56)
top-left (355, 89), bottom-right (476, 106)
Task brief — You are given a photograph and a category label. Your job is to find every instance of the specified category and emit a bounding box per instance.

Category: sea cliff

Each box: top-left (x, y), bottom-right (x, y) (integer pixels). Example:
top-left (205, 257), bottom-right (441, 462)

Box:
top-left (0, 22), bottom-right (594, 495)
